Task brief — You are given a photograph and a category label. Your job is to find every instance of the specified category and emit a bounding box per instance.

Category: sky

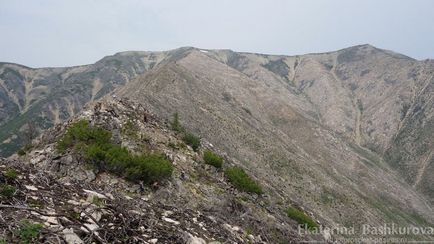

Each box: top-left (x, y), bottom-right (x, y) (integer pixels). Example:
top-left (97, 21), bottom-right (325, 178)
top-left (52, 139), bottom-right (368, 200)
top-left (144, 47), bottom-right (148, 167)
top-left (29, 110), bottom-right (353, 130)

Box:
top-left (1, 0), bottom-right (433, 68)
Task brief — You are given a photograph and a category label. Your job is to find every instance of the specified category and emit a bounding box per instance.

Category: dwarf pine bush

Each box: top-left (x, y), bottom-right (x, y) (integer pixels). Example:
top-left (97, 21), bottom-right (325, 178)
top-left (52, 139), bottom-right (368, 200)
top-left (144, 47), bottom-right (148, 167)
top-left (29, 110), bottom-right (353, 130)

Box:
top-left (224, 166), bottom-right (262, 194)
top-left (57, 120), bottom-right (173, 185)
top-left (182, 133), bottom-right (201, 152)
top-left (203, 150), bottom-right (223, 168)
top-left (285, 206), bottom-right (318, 230)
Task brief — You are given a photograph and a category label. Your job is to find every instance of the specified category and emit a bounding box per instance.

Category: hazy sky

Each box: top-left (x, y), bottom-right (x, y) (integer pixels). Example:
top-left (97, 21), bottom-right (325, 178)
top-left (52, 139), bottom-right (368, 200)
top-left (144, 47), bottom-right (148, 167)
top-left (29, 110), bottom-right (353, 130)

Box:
top-left (1, 0), bottom-right (433, 67)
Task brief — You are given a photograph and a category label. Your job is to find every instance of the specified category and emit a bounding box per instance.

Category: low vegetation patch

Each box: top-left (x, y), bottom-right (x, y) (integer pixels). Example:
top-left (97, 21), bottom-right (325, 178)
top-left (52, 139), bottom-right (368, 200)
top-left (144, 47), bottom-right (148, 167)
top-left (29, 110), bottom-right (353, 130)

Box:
top-left (203, 150), bottom-right (223, 168)
top-left (3, 168), bottom-right (18, 180)
top-left (56, 120), bottom-right (111, 153)
top-left (16, 220), bottom-right (43, 244)
top-left (182, 133), bottom-right (200, 152)
top-left (57, 120), bottom-right (173, 185)
top-left (17, 149), bottom-right (26, 156)
top-left (285, 206), bottom-right (318, 230)
top-left (0, 185), bottom-right (16, 199)
top-left (224, 167), bottom-right (262, 194)
top-left (170, 113), bottom-right (201, 151)
top-left (170, 112), bottom-right (185, 133)
top-left (17, 144), bottom-right (33, 156)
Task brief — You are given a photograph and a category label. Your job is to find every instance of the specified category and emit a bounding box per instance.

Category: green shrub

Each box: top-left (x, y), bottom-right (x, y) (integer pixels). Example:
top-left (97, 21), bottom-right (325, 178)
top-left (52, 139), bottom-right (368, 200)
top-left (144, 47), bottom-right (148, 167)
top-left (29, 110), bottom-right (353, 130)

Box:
top-left (87, 144), bottom-right (173, 185)
top-left (224, 167), bottom-right (262, 194)
top-left (85, 143), bottom-right (110, 170)
top-left (169, 113), bottom-right (201, 152)
top-left (57, 120), bottom-right (173, 185)
top-left (23, 144), bottom-right (33, 151)
top-left (170, 113), bottom-right (184, 133)
top-left (17, 144), bottom-right (33, 156)
top-left (182, 133), bottom-right (200, 151)
top-left (0, 185), bottom-right (16, 199)
top-left (16, 220), bottom-right (43, 244)
top-left (4, 169), bottom-right (18, 180)
top-left (103, 144), bottom-right (131, 173)
top-left (285, 206), bottom-right (318, 230)
top-left (17, 149), bottom-right (26, 156)
top-left (124, 154), bottom-right (174, 184)
top-left (57, 120), bottom-right (111, 152)
top-left (203, 150), bottom-right (223, 168)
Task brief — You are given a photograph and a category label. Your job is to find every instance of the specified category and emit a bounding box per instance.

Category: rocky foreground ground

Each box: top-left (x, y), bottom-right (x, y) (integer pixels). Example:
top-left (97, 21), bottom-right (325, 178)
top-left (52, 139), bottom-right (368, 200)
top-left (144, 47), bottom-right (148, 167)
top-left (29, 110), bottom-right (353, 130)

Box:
top-left (0, 98), bottom-right (323, 243)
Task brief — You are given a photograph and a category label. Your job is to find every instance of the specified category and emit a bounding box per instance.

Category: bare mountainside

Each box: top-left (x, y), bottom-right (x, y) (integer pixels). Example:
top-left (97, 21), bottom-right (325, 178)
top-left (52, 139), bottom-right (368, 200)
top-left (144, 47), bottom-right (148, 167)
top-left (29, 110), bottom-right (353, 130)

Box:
top-left (1, 45), bottom-right (433, 236)
top-left (116, 46), bottom-right (434, 231)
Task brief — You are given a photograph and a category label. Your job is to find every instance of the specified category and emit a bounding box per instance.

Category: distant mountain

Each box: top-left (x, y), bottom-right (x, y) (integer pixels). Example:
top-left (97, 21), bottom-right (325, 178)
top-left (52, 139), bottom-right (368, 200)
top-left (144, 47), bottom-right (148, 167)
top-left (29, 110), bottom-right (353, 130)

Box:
top-left (1, 45), bottom-right (433, 239)
top-left (0, 50), bottom-right (177, 156)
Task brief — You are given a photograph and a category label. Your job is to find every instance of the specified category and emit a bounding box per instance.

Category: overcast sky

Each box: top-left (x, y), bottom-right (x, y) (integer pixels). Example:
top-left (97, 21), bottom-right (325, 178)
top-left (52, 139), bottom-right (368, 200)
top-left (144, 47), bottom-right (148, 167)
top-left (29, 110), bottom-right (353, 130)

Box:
top-left (1, 0), bottom-right (433, 67)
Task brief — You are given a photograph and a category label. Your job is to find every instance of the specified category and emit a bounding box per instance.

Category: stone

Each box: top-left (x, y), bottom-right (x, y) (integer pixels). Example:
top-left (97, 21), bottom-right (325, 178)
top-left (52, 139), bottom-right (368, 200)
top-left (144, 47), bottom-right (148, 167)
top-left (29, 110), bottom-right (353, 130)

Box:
top-left (84, 189), bottom-right (107, 200)
top-left (63, 228), bottom-right (84, 244)
top-left (185, 233), bottom-right (206, 244)
top-left (162, 217), bottom-right (180, 225)
top-left (24, 185), bottom-right (38, 191)
top-left (41, 215), bottom-right (59, 226)
top-left (81, 223), bottom-right (99, 233)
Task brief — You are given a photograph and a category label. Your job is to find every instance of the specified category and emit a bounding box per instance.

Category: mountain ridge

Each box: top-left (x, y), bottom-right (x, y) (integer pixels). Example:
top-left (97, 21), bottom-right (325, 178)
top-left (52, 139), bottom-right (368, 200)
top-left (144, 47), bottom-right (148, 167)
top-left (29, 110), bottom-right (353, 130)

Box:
top-left (4, 43), bottom-right (431, 70)
top-left (1, 45), bottom-right (433, 240)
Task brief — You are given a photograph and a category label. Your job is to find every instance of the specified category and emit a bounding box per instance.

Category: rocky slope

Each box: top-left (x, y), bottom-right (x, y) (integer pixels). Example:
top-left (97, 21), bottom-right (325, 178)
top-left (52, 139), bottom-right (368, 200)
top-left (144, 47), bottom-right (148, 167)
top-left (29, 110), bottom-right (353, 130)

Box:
top-left (1, 45), bottom-right (433, 241)
top-left (1, 98), bottom-right (323, 243)
top-left (117, 47), bottom-right (434, 233)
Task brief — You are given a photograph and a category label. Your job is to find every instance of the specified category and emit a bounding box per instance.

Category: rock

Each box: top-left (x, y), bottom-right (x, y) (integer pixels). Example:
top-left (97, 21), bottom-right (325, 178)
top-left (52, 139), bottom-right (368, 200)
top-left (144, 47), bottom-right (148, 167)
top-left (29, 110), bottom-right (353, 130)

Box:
top-left (84, 189), bottom-right (107, 200)
top-left (84, 170), bottom-right (96, 182)
top-left (72, 169), bottom-right (96, 183)
top-left (41, 214), bottom-right (59, 226)
top-left (110, 178), bottom-right (119, 185)
top-left (81, 223), bottom-right (99, 233)
top-left (128, 210), bottom-right (144, 216)
top-left (126, 184), bottom-right (140, 193)
top-left (105, 192), bottom-right (115, 200)
top-left (162, 217), bottom-right (180, 225)
top-left (141, 195), bottom-right (151, 201)
top-left (30, 154), bottom-right (46, 165)
top-left (67, 199), bottom-right (81, 206)
top-left (24, 185), bottom-right (38, 191)
top-left (162, 210), bottom-right (173, 216)
top-left (62, 155), bottom-right (74, 164)
top-left (185, 233), bottom-right (206, 244)
top-left (91, 210), bottom-right (102, 222)
top-left (231, 226), bottom-right (240, 232)
top-left (63, 228), bottom-right (84, 244)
